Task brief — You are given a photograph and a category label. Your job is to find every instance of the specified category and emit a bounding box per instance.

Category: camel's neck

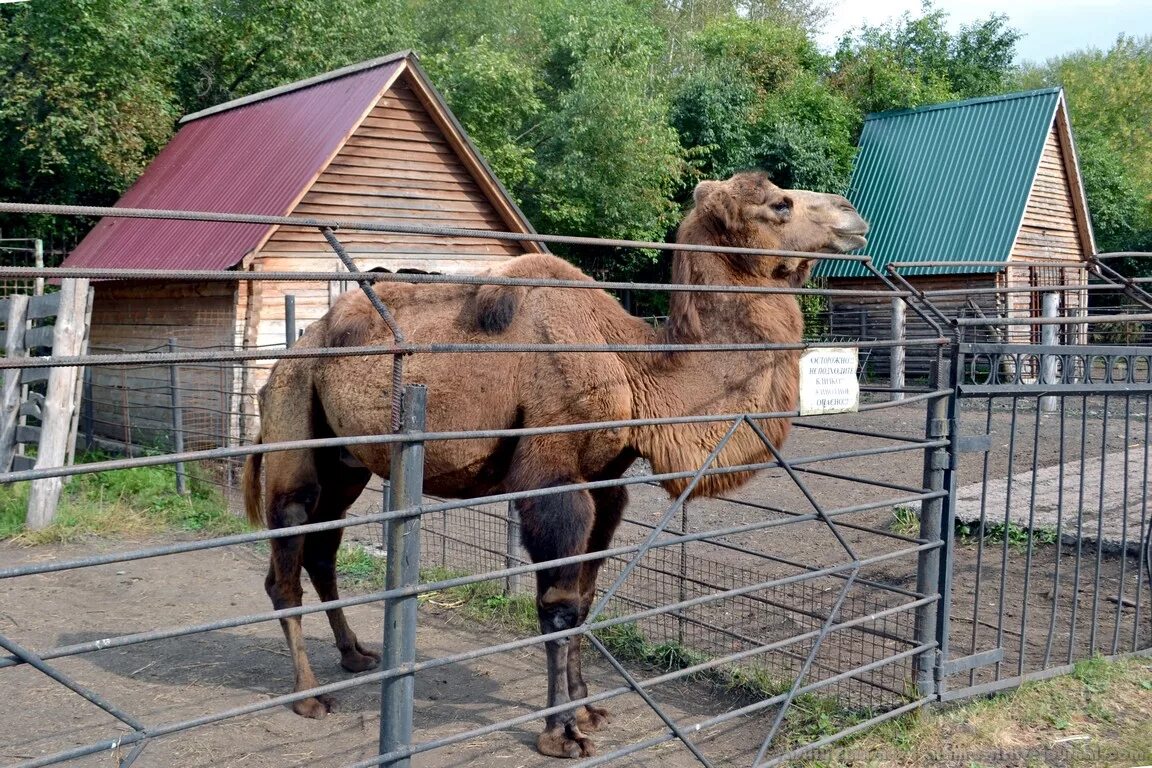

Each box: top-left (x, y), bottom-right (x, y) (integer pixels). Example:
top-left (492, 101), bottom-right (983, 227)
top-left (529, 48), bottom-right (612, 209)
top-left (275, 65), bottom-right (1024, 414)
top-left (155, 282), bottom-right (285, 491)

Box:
top-left (623, 251), bottom-right (805, 498)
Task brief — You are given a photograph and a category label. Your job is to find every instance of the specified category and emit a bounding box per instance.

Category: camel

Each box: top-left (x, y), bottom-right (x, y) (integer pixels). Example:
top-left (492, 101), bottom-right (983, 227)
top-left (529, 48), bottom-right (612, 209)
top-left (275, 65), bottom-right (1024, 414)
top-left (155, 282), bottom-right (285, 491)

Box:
top-left (243, 171), bottom-right (867, 758)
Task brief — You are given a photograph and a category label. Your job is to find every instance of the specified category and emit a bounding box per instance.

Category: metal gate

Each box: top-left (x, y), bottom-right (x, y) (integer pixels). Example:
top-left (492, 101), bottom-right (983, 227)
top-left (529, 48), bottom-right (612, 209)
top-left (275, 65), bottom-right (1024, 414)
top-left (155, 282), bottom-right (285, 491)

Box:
top-left (931, 282), bottom-right (1152, 701)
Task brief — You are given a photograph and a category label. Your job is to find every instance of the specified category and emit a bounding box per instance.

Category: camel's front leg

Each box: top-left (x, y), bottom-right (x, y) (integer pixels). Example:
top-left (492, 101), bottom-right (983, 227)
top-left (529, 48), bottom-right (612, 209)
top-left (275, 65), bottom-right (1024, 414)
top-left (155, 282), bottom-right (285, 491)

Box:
top-left (566, 485), bottom-right (627, 734)
top-left (517, 482), bottom-right (598, 759)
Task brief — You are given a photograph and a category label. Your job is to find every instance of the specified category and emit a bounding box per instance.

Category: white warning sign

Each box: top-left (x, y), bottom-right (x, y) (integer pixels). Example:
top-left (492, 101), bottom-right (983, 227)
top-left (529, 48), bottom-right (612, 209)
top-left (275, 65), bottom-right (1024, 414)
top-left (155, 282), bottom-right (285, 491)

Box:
top-left (799, 348), bottom-right (860, 416)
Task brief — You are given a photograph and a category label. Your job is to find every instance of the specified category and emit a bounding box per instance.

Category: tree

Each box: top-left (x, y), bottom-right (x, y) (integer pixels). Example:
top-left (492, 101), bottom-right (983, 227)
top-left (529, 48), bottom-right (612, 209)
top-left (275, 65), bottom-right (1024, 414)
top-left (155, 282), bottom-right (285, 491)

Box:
top-left (831, 2), bottom-right (1020, 114)
top-left (1017, 36), bottom-right (1152, 268)
top-left (671, 16), bottom-right (857, 193)
top-left (0, 0), bottom-right (406, 245)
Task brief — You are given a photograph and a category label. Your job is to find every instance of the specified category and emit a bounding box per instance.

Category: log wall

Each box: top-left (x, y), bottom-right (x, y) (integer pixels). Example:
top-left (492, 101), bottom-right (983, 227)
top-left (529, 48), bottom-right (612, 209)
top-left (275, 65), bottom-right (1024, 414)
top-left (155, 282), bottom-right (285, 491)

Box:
top-left (87, 281), bottom-right (236, 452)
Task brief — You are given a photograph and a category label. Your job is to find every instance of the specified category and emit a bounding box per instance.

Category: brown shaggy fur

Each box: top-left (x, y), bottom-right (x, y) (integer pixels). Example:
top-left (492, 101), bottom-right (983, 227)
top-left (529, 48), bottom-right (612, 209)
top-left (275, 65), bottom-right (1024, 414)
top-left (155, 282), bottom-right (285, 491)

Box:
top-left (245, 172), bottom-right (867, 756)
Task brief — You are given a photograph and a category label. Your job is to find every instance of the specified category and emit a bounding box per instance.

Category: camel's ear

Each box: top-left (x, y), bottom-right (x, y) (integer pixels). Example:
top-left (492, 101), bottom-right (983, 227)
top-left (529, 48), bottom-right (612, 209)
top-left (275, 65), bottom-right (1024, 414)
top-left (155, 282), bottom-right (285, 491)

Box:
top-left (693, 180), bottom-right (740, 232)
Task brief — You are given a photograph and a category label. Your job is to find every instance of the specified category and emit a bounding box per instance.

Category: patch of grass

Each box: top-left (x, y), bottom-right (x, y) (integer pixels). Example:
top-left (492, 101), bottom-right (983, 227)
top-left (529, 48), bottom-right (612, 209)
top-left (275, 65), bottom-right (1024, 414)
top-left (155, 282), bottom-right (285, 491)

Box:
top-left (336, 544), bottom-right (388, 589)
top-left (799, 655), bottom-right (1152, 767)
top-left (3, 454), bottom-right (245, 544)
top-left (954, 519), bottom-right (1059, 551)
top-left (890, 505), bottom-right (920, 537)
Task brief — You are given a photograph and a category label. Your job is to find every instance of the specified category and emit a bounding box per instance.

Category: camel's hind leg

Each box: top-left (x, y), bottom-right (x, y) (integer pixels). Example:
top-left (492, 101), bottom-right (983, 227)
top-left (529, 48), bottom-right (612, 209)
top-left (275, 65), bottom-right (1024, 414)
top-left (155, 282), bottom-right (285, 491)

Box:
top-left (514, 473), bottom-right (598, 759)
top-left (301, 457), bottom-right (376, 674)
top-left (567, 485), bottom-right (626, 734)
top-left (262, 473), bottom-right (329, 718)
top-left (263, 449), bottom-right (373, 719)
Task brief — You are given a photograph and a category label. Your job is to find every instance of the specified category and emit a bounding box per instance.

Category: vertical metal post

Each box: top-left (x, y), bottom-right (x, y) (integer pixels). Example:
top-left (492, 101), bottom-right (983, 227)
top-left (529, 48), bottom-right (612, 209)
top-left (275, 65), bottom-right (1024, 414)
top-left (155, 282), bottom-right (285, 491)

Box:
top-left (891, 297), bottom-right (906, 401)
top-left (1040, 292), bottom-right (1059, 414)
top-left (167, 338), bottom-right (187, 496)
top-left (504, 500), bottom-right (520, 596)
top-left (284, 295), bottom-right (296, 349)
top-left (914, 356), bottom-right (953, 697)
top-left (379, 384), bottom-right (427, 768)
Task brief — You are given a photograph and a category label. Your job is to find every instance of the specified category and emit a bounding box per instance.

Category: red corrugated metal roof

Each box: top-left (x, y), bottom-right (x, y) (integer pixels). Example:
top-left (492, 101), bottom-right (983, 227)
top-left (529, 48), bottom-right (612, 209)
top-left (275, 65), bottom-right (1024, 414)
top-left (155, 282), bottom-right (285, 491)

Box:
top-left (64, 58), bottom-right (405, 271)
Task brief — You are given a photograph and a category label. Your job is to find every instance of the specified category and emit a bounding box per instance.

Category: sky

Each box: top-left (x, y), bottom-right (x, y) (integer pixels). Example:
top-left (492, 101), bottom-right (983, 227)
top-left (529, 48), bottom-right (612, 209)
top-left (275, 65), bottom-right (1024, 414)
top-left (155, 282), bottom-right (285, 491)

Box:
top-left (817, 0), bottom-right (1152, 63)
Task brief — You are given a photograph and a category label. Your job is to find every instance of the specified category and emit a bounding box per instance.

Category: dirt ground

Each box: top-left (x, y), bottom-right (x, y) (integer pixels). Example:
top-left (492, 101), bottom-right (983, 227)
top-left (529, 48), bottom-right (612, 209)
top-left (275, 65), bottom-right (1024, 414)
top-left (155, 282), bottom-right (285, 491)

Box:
top-left (1, 397), bottom-right (1149, 767)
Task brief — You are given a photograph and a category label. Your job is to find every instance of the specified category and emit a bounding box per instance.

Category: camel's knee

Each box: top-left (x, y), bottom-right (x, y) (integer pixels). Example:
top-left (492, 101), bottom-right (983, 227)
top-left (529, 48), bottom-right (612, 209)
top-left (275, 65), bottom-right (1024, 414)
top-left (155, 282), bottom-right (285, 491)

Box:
top-left (538, 586), bottom-right (583, 636)
top-left (267, 484), bottom-right (321, 529)
top-left (266, 575), bottom-right (304, 608)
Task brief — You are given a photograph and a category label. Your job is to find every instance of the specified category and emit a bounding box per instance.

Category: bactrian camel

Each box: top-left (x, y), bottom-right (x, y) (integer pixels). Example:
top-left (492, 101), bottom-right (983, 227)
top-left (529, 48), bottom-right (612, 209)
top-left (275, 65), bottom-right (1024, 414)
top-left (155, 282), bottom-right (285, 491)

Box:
top-left (244, 171), bottom-right (868, 758)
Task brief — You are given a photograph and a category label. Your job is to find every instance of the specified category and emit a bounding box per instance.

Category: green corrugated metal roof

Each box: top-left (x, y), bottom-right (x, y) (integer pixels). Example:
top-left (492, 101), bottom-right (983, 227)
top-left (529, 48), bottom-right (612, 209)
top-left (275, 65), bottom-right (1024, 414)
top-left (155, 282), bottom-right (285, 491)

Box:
top-left (819, 88), bottom-right (1063, 279)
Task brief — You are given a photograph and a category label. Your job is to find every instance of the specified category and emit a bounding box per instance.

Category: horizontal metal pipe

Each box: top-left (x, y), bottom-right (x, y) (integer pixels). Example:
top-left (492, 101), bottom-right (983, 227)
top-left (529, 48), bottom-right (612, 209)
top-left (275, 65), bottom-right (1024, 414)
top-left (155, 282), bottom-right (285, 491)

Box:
top-left (0, 201), bottom-right (872, 261)
top-left (753, 699), bottom-right (928, 768)
top-left (564, 644), bottom-right (932, 768)
top-left (889, 259), bottom-right (1090, 271)
top-left (2, 530), bottom-right (935, 674)
top-left (0, 388), bottom-right (953, 486)
top-left (0, 264), bottom-right (906, 298)
top-left (955, 312), bottom-right (1152, 327)
top-left (0, 335), bottom-right (947, 372)
top-left (0, 453), bottom-right (943, 583)
top-left (356, 603), bottom-right (931, 768)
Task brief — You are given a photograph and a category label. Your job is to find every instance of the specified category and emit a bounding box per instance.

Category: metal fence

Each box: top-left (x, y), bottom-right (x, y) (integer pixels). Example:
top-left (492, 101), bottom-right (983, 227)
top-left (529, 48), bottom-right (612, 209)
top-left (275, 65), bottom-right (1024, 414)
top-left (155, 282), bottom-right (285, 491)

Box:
top-left (0, 202), bottom-right (1149, 768)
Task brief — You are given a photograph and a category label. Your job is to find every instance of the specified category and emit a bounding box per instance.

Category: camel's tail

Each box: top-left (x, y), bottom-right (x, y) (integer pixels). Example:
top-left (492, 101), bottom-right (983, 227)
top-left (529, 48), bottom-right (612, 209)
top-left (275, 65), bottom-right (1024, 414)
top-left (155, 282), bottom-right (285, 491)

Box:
top-left (243, 440), bottom-right (265, 529)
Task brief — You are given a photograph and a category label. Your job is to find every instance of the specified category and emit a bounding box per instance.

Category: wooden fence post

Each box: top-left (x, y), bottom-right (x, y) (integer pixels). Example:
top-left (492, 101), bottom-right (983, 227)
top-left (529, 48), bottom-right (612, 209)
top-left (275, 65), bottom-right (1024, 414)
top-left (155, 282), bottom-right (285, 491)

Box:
top-left (0, 294), bottom-right (30, 472)
top-left (27, 279), bottom-right (90, 530)
top-left (891, 297), bottom-right (906, 401)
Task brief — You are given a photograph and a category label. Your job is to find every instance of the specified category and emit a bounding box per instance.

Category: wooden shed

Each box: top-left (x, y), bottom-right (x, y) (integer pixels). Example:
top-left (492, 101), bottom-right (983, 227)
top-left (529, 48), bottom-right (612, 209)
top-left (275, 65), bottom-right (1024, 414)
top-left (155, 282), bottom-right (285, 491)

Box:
top-left (62, 51), bottom-right (542, 450)
top-left (818, 88), bottom-right (1095, 379)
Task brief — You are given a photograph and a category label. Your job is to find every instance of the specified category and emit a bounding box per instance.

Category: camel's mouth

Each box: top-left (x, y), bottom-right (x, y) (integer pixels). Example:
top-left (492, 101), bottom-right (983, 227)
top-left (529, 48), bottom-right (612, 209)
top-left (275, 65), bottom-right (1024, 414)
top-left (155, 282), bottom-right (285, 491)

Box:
top-left (837, 233), bottom-right (868, 251)
top-left (818, 232), bottom-right (868, 254)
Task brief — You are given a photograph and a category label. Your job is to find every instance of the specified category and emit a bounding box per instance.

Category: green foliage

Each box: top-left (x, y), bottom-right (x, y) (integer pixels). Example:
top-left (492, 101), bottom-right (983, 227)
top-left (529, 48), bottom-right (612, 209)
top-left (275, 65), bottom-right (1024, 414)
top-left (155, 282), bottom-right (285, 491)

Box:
top-left (954, 519), bottom-right (1059, 550)
top-left (336, 544), bottom-right (387, 588)
top-left (831, 2), bottom-right (1021, 115)
top-left (1016, 36), bottom-right (1152, 269)
top-left (423, 41), bottom-right (543, 195)
top-left (672, 16), bottom-right (857, 193)
top-left (890, 505), bottom-right (920, 537)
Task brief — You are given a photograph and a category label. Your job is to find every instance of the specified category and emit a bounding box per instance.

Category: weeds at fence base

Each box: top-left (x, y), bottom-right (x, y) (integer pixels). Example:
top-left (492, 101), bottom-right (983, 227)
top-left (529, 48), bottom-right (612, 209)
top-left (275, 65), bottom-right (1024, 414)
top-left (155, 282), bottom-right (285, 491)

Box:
top-left (799, 655), bottom-right (1152, 768)
top-left (0, 453), bottom-right (245, 543)
top-left (890, 506), bottom-right (1062, 552)
top-left (333, 544), bottom-right (874, 750)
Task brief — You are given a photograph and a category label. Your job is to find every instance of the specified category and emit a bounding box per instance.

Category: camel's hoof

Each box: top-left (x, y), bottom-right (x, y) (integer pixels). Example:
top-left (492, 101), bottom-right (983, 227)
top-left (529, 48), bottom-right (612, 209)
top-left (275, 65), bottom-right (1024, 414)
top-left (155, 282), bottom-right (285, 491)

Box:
top-left (292, 694), bottom-right (334, 719)
top-left (340, 644), bottom-right (381, 673)
top-left (537, 724), bottom-right (595, 759)
top-left (577, 705), bottom-right (611, 733)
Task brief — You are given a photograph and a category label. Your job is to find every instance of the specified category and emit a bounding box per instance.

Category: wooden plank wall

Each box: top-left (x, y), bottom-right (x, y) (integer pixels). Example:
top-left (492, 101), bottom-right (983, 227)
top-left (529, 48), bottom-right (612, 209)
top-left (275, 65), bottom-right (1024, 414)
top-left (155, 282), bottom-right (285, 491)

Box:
top-left (87, 281), bottom-right (236, 451)
top-left (1005, 124), bottom-right (1090, 344)
top-left (237, 75), bottom-right (531, 440)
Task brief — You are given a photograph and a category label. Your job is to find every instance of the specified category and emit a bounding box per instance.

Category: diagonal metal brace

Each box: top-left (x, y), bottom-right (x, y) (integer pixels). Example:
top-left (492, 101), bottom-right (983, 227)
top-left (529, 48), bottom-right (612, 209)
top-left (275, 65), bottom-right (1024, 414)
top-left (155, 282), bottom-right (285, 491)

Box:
top-left (585, 633), bottom-right (716, 768)
top-left (744, 419), bottom-right (858, 563)
top-left (0, 631), bottom-right (148, 734)
top-left (320, 227), bottom-right (408, 432)
top-left (584, 416), bottom-right (746, 624)
top-left (751, 570), bottom-right (860, 767)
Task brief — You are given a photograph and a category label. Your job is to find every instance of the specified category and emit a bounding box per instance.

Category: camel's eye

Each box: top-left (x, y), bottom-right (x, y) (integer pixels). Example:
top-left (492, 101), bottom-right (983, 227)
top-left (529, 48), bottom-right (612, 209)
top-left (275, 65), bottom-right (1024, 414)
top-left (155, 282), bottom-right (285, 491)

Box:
top-left (771, 197), bottom-right (793, 218)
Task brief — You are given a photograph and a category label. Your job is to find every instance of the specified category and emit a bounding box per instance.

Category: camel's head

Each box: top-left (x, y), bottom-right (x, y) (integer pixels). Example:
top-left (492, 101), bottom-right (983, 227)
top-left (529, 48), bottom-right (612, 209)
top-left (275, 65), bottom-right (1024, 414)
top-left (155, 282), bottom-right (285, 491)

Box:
top-left (683, 172), bottom-right (868, 285)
